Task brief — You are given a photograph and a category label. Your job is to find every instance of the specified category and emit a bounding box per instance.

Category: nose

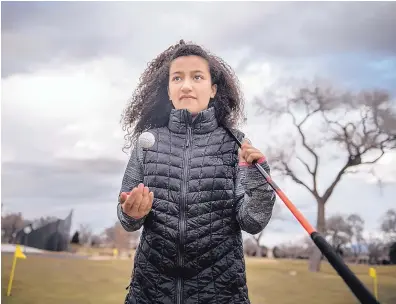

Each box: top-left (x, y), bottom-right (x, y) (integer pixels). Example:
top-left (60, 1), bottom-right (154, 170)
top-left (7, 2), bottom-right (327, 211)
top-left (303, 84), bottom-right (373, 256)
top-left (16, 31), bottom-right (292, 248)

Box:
top-left (181, 78), bottom-right (192, 92)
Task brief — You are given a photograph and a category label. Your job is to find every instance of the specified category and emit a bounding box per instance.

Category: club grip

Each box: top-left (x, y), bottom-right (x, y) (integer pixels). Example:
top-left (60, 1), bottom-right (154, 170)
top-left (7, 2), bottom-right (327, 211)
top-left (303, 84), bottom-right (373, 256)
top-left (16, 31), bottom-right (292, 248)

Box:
top-left (311, 232), bottom-right (380, 304)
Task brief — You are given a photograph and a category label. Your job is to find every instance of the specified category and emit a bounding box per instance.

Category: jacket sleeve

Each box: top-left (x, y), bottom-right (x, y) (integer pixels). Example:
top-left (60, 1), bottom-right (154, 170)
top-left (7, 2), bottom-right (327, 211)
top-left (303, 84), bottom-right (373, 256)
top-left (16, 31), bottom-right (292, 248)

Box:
top-left (117, 141), bottom-right (146, 232)
top-left (235, 158), bottom-right (276, 235)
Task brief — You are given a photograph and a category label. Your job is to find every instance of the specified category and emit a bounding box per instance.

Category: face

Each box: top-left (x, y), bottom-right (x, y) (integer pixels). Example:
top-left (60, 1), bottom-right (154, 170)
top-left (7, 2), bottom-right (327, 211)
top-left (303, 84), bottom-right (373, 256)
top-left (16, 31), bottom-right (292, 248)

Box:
top-left (168, 55), bottom-right (217, 115)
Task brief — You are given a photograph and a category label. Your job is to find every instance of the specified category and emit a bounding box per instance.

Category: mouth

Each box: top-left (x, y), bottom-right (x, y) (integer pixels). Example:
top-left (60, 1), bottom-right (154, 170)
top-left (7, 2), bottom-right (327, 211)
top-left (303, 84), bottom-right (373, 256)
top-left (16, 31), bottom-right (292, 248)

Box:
top-left (180, 95), bottom-right (196, 100)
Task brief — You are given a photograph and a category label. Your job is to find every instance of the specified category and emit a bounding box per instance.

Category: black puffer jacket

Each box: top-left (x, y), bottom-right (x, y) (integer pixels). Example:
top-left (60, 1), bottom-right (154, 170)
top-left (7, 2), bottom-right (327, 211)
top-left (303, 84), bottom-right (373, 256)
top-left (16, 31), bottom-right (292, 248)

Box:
top-left (125, 107), bottom-right (249, 304)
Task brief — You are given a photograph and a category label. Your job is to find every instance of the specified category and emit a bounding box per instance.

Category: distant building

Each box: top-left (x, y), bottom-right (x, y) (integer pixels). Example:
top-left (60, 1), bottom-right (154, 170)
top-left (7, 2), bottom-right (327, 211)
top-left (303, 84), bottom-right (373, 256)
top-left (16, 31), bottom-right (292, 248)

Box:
top-left (13, 210), bottom-right (73, 252)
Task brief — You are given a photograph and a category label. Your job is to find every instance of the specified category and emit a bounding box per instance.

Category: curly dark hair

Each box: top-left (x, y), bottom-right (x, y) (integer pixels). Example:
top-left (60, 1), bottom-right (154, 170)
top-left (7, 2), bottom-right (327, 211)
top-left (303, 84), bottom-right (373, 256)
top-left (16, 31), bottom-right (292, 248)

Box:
top-left (121, 40), bottom-right (245, 151)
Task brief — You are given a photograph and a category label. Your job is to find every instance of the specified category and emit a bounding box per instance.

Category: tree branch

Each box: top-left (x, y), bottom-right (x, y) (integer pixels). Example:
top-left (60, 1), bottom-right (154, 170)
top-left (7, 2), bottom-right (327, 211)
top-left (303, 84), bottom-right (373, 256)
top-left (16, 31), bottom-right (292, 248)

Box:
top-left (361, 150), bottom-right (385, 165)
top-left (253, 231), bottom-right (264, 245)
top-left (282, 161), bottom-right (316, 196)
top-left (322, 162), bottom-right (350, 203)
top-left (296, 155), bottom-right (314, 175)
top-left (286, 102), bottom-right (320, 193)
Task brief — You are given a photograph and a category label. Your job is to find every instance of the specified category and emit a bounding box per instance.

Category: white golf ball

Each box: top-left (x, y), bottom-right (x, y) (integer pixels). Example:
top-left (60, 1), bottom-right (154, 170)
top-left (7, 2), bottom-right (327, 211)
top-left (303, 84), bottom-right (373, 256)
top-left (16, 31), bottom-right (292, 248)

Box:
top-left (139, 132), bottom-right (155, 149)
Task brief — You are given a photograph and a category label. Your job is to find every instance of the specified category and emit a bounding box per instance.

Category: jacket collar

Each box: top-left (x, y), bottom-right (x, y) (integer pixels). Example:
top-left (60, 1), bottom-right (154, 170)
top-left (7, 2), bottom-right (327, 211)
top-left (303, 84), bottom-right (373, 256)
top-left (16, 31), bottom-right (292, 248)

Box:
top-left (168, 106), bottom-right (218, 134)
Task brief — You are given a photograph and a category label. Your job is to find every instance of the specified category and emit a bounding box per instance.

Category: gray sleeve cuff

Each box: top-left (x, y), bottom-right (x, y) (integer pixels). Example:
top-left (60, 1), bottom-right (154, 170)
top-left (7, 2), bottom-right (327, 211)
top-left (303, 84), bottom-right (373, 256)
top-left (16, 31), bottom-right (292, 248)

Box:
top-left (117, 203), bottom-right (146, 232)
top-left (236, 161), bottom-right (276, 234)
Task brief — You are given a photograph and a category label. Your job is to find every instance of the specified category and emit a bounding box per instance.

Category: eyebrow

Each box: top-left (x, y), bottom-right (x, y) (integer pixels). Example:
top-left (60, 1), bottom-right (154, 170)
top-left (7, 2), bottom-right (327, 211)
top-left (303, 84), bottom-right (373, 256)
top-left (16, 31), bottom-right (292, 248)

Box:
top-left (171, 70), bottom-right (205, 75)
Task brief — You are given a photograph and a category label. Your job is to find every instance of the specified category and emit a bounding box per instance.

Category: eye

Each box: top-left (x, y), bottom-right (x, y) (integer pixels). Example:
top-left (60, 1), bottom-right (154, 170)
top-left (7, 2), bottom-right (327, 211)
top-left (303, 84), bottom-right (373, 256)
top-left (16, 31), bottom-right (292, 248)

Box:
top-left (194, 75), bottom-right (203, 80)
top-left (172, 76), bottom-right (181, 81)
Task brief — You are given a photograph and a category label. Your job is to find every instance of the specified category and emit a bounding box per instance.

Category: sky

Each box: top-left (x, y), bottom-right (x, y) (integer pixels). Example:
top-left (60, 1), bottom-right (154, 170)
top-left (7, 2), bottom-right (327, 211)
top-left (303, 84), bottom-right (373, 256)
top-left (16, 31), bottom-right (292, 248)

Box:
top-left (2, 1), bottom-right (396, 247)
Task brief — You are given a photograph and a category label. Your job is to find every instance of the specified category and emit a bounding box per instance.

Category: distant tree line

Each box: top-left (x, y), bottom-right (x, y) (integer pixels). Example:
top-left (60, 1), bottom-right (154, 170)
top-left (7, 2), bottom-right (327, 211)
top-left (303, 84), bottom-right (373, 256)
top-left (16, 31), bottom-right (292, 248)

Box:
top-left (69, 221), bottom-right (140, 252)
top-left (243, 208), bottom-right (396, 265)
top-left (2, 206), bottom-right (394, 264)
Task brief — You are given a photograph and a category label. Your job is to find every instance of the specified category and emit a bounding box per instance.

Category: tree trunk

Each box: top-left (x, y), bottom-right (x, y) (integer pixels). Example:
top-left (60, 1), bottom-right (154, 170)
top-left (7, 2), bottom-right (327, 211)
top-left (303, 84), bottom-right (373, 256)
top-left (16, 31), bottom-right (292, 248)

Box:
top-left (254, 240), bottom-right (262, 257)
top-left (308, 200), bottom-right (325, 272)
top-left (256, 246), bottom-right (262, 257)
top-left (254, 232), bottom-right (264, 257)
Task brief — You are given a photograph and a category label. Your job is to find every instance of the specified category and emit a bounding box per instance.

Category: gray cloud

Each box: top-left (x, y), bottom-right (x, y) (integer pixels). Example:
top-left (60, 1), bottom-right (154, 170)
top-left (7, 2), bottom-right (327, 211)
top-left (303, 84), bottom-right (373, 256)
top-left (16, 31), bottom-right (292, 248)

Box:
top-left (2, 2), bottom-right (396, 77)
top-left (228, 2), bottom-right (396, 57)
top-left (1, 157), bottom-right (125, 202)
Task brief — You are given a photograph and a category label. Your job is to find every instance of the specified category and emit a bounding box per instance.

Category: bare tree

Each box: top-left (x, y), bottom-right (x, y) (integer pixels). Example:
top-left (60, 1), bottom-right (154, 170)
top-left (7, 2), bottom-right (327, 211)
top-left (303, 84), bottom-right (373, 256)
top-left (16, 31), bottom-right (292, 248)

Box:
top-left (79, 223), bottom-right (93, 246)
top-left (272, 246), bottom-right (285, 258)
top-left (1, 212), bottom-right (31, 243)
top-left (243, 238), bottom-right (264, 257)
top-left (90, 234), bottom-right (103, 247)
top-left (389, 242), bottom-right (396, 264)
top-left (381, 209), bottom-right (396, 242)
top-left (325, 214), bottom-right (353, 255)
top-left (366, 236), bottom-right (387, 265)
top-left (255, 81), bottom-right (396, 272)
top-left (278, 240), bottom-right (310, 259)
top-left (346, 214), bottom-right (365, 261)
top-left (103, 222), bottom-right (140, 251)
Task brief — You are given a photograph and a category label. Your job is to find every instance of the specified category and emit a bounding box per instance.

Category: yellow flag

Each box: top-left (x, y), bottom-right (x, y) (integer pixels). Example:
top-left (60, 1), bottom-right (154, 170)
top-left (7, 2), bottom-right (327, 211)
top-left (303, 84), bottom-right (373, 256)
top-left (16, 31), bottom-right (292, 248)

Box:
top-left (15, 245), bottom-right (26, 259)
top-left (369, 267), bottom-right (379, 300)
top-left (369, 267), bottom-right (376, 278)
top-left (7, 245), bottom-right (27, 296)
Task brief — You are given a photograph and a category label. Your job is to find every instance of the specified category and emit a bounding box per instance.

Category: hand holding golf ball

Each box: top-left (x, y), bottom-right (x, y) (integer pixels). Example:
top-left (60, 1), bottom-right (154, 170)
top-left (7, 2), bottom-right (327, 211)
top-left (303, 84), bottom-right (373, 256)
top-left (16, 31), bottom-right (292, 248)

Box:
top-left (119, 183), bottom-right (154, 219)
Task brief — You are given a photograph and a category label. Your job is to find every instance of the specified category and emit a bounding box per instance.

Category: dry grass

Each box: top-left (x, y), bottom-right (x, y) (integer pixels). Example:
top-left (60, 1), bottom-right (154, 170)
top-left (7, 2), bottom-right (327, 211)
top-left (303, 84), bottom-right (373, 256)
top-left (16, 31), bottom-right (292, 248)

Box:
top-left (1, 254), bottom-right (396, 304)
top-left (244, 257), bottom-right (396, 304)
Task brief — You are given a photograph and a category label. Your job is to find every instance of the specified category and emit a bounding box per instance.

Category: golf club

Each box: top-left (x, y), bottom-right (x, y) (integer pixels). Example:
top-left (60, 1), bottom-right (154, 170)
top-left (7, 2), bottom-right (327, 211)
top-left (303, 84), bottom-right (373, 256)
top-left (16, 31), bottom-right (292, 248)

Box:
top-left (227, 128), bottom-right (380, 304)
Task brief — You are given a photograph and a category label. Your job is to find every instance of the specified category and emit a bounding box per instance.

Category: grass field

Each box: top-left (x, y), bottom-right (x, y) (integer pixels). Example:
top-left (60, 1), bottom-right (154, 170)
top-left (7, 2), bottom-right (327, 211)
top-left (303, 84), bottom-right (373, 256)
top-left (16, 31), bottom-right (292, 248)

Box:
top-left (2, 254), bottom-right (396, 304)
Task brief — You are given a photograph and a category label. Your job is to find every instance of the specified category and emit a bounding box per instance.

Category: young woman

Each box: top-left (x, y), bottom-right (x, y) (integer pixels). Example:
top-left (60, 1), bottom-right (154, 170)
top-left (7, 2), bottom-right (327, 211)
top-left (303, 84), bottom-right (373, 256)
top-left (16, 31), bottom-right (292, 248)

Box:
top-left (117, 40), bottom-right (276, 304)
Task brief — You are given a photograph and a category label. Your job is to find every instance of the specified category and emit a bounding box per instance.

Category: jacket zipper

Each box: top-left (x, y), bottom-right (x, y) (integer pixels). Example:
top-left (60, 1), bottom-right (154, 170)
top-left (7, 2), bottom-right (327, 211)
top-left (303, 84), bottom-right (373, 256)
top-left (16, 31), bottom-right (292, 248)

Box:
top-left (176, 125), bottom-right (192, 304)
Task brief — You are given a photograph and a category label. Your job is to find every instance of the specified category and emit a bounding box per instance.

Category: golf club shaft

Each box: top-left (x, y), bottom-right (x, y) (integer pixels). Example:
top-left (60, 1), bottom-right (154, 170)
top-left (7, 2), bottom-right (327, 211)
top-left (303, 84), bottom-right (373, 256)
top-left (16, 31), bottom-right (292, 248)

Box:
top-left (228, 130), bottom-right (380, 304)
top-left (254, 161), bottom-right (379, 304)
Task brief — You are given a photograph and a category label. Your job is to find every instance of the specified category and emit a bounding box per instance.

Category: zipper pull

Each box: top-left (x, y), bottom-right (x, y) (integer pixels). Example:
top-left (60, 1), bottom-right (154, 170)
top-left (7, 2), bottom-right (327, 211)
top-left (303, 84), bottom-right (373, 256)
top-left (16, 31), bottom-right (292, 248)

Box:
top-left (186, 127), bottom-right (192, 147)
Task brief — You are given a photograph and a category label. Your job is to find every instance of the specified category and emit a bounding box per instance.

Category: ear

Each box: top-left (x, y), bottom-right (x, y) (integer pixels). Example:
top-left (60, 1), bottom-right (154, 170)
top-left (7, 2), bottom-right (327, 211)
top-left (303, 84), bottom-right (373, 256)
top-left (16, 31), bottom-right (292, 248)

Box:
top-left (210, 84), bottom-right (217, 98)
